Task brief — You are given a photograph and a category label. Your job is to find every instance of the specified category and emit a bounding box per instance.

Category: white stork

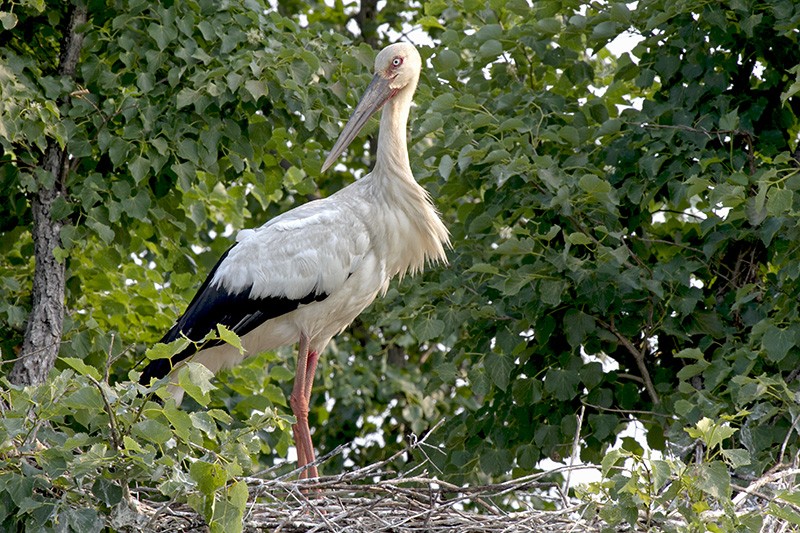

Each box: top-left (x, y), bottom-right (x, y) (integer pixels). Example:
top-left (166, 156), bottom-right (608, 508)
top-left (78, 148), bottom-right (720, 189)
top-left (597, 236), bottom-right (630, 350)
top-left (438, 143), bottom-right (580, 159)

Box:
top-left (140, 42), bottom-right (449, 479)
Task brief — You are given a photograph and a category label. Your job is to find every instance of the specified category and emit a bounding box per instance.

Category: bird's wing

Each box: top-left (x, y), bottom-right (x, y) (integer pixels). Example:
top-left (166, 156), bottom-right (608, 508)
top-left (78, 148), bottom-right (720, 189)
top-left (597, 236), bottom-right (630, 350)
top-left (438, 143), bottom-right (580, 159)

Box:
top-left (140, 198), bottom-right (371, 383)
top-left (213, 198), bottom-right (371, 300)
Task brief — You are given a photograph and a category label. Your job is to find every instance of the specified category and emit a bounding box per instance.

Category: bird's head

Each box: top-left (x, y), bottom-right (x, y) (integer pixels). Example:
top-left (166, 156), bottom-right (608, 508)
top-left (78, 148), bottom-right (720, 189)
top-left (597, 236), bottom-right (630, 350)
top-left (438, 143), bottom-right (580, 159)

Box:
top-left (374, 42), bottom-right (422, 92)
top-left (321, 42), bottom-right (422, 172)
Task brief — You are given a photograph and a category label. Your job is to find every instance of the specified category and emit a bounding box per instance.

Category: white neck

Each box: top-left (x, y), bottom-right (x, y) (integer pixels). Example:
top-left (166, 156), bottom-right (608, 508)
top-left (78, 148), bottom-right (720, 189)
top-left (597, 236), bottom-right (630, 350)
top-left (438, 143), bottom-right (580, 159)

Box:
top-left (374, 85), bottom-right (415, 177)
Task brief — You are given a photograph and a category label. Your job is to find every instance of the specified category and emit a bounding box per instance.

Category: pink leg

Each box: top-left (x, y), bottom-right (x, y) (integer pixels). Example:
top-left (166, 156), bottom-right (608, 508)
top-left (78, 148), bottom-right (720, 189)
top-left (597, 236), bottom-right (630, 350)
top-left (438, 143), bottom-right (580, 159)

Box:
top-left (303, 349), bottom-right (320, 478)
top-left (289, 333), bottom-right (320, 480)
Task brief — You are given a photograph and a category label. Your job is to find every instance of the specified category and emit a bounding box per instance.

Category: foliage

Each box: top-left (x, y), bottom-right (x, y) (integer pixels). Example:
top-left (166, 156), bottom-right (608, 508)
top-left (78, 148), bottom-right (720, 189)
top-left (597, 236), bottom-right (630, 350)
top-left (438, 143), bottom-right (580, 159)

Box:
top-left (395, 0), bottom-right (800, 486)
top-left (0, 354), bottom-right (270, 532)
top-left (581, 415), bottom-right (800, 532)
top-left (1, 0), bottom-right (800, 529)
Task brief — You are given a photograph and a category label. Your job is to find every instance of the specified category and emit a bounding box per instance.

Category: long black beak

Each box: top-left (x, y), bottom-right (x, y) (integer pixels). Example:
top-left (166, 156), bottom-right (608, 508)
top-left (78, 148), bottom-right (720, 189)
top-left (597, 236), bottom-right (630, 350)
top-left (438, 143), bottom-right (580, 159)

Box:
top-left (321, 74), bottom-right (395, 172)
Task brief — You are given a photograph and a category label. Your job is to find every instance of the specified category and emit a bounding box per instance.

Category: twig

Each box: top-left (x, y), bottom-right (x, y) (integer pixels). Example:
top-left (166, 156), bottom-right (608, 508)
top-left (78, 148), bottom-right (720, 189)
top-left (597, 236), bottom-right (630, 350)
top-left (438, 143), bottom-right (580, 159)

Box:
top-left (779, 414), bottom-right (800, 466)
top-left (732, 467), bottom-right (800, 509)
top-left (563, 404), bottom-right (585, 503)
top-left (596, 316), bottom-right (660, 405)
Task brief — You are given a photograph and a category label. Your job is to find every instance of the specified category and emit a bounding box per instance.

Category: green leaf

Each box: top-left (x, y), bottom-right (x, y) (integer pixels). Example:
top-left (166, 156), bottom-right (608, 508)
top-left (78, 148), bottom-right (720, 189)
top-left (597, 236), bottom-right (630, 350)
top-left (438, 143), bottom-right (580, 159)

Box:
top-left (676, 361), bottom-right (709, 380)
top-left (190, 412), bottom-right (218, 437)
top-left (210, 480), bottom-right (247, 533)
top-left (535, 17), bottom-right (561, 35)
top-left (269, 365), bottom-right (294, 382)
top-left (693, 461), bottom-right (731, 500)
top-left (51, 196), bottom-right (72, 220)
top-left (597, 118), bottom-right (621, 137)
top-left (92, 478), bottom-right (123, 506)
top-left (132, 419), bottom-right (172, 446)
top-left (467, 262), bottom-right (500, 275)
top-left (244, 79), bottom-right (268, 101)
top-left (564, 310), bottom-right (595, 348)
top-left (478, 39), bottom-right (503, 60)
top-left (87, 219), bottom-right (115, 243)
top-left (517, 444), bottom-right (539, 469)
top-left (579, 174), bottom-right (611, 194)
top-left (776, 490), bottom-right (800, 507)
top-left (479, 448), bottom-right (511, 476)
top-left (538, 279), bottom-right (565, 306)
top-left (433, 49), bottom-right (460, 70)
top-left (475, 24), bottom-right (502, 42)
top-left (781, 78), bottom-right (800, 105)
top-left (122, 435), bottom-right (143, 453)
top-left (129, 156), bottom-right (150, 184)
top-left (609, 3), bottom-right (631, 23)
top-left (178, 362), bottom-right (216, 406)
top-left (767, 502), bottom-right (800, 527)
top-left (721, 448), bottom-right (751, 468)
top-left (675, 348), bottom-right (704, 360)
top-left (566, 232), bottom-right (593, 245)
top-left (439, 154), bottom-right (454, 180)
top-left (0, 11), bottom-right (18, 30)
top-left (145, 339), bottom-right (191, 362)
top-left (486, 354), bottom-right (513, 391)
top-left (415, 318), bottom-right (445, 342)
top-left (61, 357), bottom-right (102, 381)
top-left (190, 460), bottom-right (227, 495)
top-left (685, 417), bottom-right (737, 450)
top-left (762, 324), bottom-right (796, 362)
top-left (217, 325), bottom-right (244, 354)
top-left (766, 187), bottom-right (793, 216)
top-left (579, 362), bottom-right (603, 389)
top-left (431, 93), bottom-right (456, 112)
top-left (163, 401), bottom-right (195, 442)
top-left (651, 459), bottom-right (671, 490)
top-left (719, 109), bottom-right (739, 131)
top-left (592, 20), bottom-right (618, 43)
top-left (511, 378), bottom-right (542, 405)
top-left (654, 53), bottom-right (680, 80)
top-left (543, 368), bottom-right (580, 401)
top-left (559, 125), bottom-right (580, 146)
top-left (176, 88), bottom-right (197, 109)
top-left (63, 508), bottom-right (103, 532)
top-left (434, 361), bottom-right (457, 383)
top-left (601, 448), bottom-right (627, 477)
top-left (418, 15), bottom-right (444, 31)
top-left (62, 386), bottom-right (105, 411)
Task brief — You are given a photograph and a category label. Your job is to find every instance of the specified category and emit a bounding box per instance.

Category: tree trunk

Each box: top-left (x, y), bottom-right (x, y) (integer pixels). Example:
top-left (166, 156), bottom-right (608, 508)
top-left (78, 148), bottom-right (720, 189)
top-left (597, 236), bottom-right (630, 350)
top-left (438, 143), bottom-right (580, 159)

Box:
top-left (9, 4), bottom-right (88, 386)
top-left (355, 0), bottom-right (379, 49)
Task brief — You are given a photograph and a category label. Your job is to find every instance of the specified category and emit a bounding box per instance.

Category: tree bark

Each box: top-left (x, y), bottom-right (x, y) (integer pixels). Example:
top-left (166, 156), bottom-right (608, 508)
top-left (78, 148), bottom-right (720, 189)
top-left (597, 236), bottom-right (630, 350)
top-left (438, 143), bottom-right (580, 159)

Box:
top-left (9, 4), bottom-right (88, 385)
top-left (355, 0), bottom-right (379, 49)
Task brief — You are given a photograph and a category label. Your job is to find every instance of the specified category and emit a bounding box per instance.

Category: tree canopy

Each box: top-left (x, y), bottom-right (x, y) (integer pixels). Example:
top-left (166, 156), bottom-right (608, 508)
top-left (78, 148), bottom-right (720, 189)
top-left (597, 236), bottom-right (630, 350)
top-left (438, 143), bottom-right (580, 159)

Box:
top-left (1, 0), bottom-right (800, 530)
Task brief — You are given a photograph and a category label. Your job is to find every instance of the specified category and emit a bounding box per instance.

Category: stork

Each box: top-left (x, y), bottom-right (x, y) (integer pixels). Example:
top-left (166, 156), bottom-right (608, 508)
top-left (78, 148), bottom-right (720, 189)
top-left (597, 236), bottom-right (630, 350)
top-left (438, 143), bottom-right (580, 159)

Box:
top-left (140, 42), bottom-right (449, 479)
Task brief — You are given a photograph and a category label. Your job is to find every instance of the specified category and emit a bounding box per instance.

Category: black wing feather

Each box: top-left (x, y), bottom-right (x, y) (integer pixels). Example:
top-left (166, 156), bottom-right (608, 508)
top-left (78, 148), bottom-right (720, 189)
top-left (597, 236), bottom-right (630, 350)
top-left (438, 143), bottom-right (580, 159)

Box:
top-left (140, 245), bottom-right (327, 384)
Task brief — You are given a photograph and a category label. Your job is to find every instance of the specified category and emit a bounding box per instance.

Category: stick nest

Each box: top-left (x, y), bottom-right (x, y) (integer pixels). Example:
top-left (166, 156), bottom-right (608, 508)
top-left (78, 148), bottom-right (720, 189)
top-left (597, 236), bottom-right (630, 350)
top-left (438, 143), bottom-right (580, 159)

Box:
top-left (139, 471), bottom-right (595, 533)
top-left (130, 420), bottom-right (597, 532)
top-left (126, 420), bottom-right (800, 532)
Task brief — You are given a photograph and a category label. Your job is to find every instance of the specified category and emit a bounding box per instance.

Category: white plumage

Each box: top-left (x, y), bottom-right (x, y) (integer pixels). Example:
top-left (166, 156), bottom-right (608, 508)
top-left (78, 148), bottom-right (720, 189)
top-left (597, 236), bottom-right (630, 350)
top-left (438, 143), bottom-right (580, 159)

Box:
top-left (141, 42), bottom-right (449, 479)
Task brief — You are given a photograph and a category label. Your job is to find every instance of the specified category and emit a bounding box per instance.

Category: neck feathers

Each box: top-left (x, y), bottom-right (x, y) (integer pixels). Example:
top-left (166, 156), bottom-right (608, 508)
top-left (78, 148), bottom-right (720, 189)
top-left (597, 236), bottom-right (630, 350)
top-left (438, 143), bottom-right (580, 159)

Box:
top-left (368, 83), bottom-right (450, 278)
top-left (374, 82), bottom-right (415, 176)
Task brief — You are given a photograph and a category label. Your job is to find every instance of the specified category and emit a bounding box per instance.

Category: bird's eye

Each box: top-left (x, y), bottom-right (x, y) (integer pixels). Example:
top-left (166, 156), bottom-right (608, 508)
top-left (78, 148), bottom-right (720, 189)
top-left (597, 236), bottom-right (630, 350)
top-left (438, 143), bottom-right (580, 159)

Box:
top-left (391, 57), bottom-right (403, 68)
